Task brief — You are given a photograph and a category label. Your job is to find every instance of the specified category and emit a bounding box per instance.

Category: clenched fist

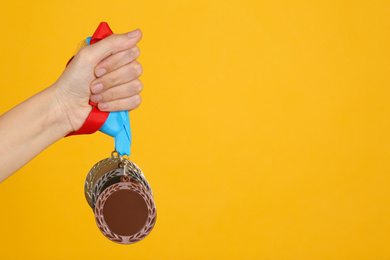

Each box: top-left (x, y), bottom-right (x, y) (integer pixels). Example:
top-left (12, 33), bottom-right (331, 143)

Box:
top-left (54, 29), bottom-right (143, 133)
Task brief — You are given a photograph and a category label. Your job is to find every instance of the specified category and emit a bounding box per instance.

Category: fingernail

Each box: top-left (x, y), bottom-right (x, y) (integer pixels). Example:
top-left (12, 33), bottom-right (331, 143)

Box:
top-left (96, 68), bottom-right (106, 77)
top-left (91, 83), bottom-right (103, 93)
top-left (90, 94), bottom-right (102, 103)
top-left (99, 102), bottom-right (108, 109)
top-left (127, 29), bottom-right (140, 38)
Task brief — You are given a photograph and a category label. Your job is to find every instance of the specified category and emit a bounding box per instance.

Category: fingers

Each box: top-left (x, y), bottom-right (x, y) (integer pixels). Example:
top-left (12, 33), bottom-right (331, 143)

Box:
top-left (83, 29), bottom-right (143, 112)
top-left (97, 94), bottom-right (142, 112)
top-left (90, 60), bottom-right (142, 94)
top-left (74, 29), bottom-right (142, 66)
top-left (90, 79), bottom-right (143, 104)
top-left (94, 46), bottom-right (140, 76)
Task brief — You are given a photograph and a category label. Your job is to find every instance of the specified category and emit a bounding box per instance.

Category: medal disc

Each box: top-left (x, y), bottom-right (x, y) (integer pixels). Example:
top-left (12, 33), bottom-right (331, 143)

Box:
top-left (91, 167), bottom-right (152, 211)
top-left (94, 181), bottom-right (157, 244)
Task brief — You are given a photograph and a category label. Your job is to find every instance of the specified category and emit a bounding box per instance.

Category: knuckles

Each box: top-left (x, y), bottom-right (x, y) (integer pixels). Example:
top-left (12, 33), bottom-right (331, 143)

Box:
top-left (131, 61), bottom-right (143, 77)
top-left (130, 46), bottom-right (141, 59)
top-left (106, 91), bottom-right (115, 102)
top-left (107, 77), bottom-right (118, 88)
top-left (132, 95), bottom-right (142, 109)
top-left (134, 80), bottom-right (143, 94)
top-left (74, 46), bottom-right (95, 64)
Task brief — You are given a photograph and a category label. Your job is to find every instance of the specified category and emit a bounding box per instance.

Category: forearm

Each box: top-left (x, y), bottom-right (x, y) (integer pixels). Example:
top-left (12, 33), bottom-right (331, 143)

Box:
top-left (0, 83), bottom-right (71, 182)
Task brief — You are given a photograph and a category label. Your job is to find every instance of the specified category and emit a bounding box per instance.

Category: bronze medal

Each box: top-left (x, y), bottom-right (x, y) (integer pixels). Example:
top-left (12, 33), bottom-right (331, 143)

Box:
top-left (94, 180), bottom-right (156, 244)
top-left (86, 152), bottom-right (156, 244)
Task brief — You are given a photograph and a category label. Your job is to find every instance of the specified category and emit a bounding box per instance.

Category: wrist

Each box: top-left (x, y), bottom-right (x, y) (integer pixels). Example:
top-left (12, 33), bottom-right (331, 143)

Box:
top-left (50, 81), bottom-right (92, 136)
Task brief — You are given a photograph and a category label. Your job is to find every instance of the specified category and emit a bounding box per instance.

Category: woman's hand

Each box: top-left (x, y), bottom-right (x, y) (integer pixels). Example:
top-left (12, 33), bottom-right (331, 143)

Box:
top-left (53, 29), bottom-right (143, 134)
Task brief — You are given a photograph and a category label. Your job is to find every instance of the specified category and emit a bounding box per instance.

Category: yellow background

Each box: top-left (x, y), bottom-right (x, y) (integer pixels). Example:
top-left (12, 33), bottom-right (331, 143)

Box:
top-left (0, 0), bottom-right (389, 259)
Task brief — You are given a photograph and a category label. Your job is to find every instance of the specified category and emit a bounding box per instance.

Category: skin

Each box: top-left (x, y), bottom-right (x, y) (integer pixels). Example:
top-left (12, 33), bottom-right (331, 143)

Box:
top-left (0, 29), bottom-right (143, 183)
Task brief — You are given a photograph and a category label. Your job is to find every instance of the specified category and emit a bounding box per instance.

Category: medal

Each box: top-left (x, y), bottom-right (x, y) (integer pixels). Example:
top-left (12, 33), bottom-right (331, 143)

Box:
top-left (84, 151), bottom-right (152, 209)
top-left (95, 181), bottom-right (156, 244)
top-left (89, 156), bottom-right (152, 210)
top-left (86, 153), bottom-right (156, 244)
top-left (84, 151), bottom-right (122, 208)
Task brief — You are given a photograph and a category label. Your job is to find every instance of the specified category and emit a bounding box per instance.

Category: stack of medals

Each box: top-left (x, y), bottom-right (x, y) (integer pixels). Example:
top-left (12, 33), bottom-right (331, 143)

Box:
top-left (84, 152), bottom-right (156, 244)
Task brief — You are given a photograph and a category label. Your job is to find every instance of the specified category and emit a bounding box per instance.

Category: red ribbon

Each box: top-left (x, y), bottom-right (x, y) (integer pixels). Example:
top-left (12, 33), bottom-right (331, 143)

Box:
top-left (66, 22), bottom-right (113, 136)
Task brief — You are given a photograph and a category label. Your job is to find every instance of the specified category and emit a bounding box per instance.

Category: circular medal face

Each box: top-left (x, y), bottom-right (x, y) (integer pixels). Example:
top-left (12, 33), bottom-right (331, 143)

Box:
top-left (91, 167), bottom-right (152, 211)
top-left (85, 153), bottom-right (149, 208)
top-left (94, 181), bottom-right (157, 244)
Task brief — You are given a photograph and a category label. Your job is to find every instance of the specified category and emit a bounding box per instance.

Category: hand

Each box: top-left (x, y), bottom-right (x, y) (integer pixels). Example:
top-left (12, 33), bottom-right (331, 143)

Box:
top-left (53, 29), bottom-right (143, 133)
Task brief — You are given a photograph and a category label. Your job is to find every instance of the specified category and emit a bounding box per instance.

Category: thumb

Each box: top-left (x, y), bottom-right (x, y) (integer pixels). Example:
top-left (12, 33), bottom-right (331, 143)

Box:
top-left (76, 29), bottom-right (142, 66)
